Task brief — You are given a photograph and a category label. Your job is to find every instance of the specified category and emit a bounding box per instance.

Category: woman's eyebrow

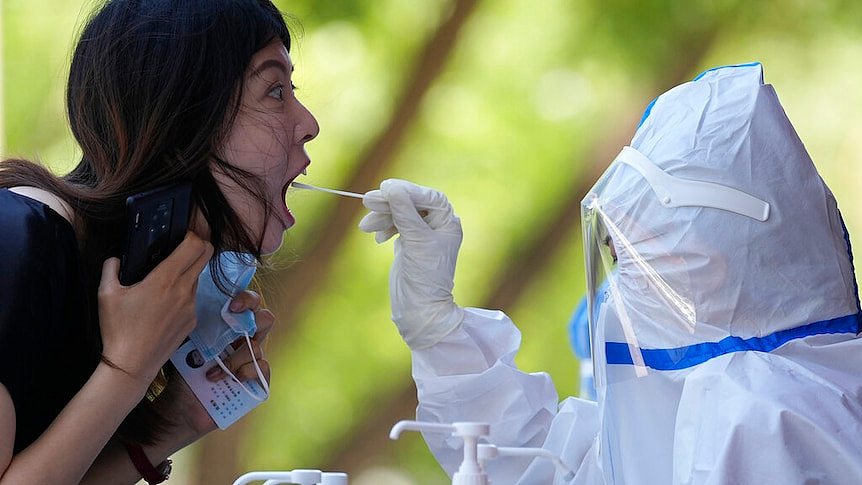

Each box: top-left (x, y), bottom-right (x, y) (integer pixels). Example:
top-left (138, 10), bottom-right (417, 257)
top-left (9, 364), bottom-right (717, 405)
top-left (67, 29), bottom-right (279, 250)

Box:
top-left (251, 59), bottom-right (291, 78)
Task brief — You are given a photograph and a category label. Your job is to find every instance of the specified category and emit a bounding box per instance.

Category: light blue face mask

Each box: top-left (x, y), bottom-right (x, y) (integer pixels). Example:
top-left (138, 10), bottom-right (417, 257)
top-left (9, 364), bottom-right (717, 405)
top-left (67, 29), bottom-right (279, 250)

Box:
top-left (190, 251), bottom-right (268, 401)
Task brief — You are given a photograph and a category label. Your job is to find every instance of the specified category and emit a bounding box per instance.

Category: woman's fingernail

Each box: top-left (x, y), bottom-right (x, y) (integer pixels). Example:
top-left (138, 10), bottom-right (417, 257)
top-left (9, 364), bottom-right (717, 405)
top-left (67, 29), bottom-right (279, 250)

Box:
top-left (229, 300), bottom-right (241, 312)
top-left (206, 367), bottom-right (224, 380)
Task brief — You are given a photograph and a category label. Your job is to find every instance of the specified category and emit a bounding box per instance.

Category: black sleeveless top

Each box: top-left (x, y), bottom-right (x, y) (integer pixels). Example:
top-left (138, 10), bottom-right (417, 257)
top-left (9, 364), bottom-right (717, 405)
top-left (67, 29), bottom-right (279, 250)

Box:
top-left (0, 189), bottom-right (99, 453)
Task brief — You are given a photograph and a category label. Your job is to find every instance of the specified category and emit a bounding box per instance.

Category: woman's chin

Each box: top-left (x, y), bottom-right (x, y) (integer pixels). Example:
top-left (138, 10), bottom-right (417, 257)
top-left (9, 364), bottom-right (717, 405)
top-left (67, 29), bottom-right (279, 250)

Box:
top-left (261, 232), bottom-right (285, 255)
top-left (260, 206), bottom-right (294, 255)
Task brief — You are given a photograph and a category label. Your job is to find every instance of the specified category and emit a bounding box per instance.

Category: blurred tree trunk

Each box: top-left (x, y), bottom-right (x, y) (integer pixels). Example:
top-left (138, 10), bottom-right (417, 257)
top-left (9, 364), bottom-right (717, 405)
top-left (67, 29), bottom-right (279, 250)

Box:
top-left (191, 0), bottom-right (481, 483)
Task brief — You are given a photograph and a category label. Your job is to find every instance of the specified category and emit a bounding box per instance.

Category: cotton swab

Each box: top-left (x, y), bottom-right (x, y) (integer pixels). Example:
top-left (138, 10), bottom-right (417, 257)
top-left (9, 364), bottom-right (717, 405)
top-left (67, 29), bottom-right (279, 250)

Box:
top-left (290, 181), bottom-right (364, 199)
top-left (290, 181), bottom-right (432, 215)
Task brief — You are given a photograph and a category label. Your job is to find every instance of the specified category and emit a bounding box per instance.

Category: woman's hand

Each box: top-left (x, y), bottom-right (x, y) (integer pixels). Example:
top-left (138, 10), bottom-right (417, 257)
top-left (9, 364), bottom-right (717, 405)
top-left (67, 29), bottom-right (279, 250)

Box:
top-left (98, 232), bottom-right (213, 387)
top-left (204, 290), bottom-right (275, 385)
top-left (169, 290), bottom-right (276, 440)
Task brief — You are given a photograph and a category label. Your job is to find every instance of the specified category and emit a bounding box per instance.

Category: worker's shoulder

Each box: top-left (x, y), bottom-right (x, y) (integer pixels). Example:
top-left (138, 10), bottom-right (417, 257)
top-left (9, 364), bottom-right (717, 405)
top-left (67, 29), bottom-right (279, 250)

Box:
top-left (677, 352), bottom-right (862, 481)
top-left (680, 350), bottom-right (860, 435)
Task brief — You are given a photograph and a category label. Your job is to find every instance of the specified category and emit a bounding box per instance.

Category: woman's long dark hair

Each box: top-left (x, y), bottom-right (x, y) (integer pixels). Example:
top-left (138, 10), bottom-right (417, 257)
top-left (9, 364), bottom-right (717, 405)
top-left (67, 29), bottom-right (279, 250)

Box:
top-left (0, 0), bottom-right (292, 444)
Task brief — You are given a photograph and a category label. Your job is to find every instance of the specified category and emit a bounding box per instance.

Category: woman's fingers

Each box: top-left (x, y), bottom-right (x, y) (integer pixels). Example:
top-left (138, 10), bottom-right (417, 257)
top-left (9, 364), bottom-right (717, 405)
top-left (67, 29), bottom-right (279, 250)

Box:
top-left (204, 297), bottom-right (276, 382)
top-left (233, 359), bottom-right (271, 383)
top-left (205, 358), bottom-right (270, 383)
top-left (150, 231), bottom-right (212, 283)
top-left (252, 309), bottom-right (275, 341)
top-left (228, 290), bottom-right (261, 313)
top-left (226, 290), bottom-right (275, 343)
top-left (99, 257), bottom-right (122, 292)
top-left (207, 338), bottom-right (266, 381)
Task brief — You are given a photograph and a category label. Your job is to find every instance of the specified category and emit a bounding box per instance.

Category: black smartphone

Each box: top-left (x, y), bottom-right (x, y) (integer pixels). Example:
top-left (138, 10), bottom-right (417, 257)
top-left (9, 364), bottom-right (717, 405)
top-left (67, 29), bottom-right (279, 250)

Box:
top-left (119, 183), bottom-right (193, 286)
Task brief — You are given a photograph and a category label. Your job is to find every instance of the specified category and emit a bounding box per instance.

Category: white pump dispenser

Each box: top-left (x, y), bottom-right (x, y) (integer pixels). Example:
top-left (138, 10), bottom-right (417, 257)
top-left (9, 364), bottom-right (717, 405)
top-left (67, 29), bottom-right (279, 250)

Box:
top-left (232, 469), bottom-right (348, 485)
top-left (389, 420), bottom-right (575, 484)
top-left (390, 420), bottom-right (490, 485)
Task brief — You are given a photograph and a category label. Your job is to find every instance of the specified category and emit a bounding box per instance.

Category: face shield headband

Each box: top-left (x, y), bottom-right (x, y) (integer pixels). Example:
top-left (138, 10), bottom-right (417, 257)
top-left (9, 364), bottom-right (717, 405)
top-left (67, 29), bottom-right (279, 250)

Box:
top-left (615, 147), bottom-right (770, 222)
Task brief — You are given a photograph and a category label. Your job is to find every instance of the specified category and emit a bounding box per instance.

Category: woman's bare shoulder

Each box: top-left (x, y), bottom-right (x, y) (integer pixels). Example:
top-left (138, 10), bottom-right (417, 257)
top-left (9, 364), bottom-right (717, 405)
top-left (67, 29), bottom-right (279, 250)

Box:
top-left (7, 186), bottom-right (74, 225)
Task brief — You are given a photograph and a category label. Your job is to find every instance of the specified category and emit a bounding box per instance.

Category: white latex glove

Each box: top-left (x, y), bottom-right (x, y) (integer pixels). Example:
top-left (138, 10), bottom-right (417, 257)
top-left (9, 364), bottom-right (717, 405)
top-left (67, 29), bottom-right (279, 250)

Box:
top-left (359, 179), bottom-right (465, 349)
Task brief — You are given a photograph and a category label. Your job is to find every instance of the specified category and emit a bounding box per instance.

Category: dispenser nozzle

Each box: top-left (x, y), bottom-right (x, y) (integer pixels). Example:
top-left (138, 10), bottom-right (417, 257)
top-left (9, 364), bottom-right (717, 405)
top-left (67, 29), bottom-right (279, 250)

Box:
top-left (389, 420), bottom-right (456, 440)
top-left (478, 444), bottom-right (575, 481)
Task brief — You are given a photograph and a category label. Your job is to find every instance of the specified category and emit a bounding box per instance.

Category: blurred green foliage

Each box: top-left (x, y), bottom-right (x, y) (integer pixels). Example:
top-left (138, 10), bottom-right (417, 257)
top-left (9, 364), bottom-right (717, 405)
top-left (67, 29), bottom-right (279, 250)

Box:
top-left (4, 0), bottom-right (862, 483)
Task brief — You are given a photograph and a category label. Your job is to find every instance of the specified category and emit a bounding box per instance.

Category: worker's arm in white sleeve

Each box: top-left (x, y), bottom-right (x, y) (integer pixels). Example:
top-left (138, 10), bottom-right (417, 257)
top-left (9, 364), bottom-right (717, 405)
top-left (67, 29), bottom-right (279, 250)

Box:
top-left (413, 307), bottom-right (601, 483)
top-left (359, 179), bottom-right (600, 482)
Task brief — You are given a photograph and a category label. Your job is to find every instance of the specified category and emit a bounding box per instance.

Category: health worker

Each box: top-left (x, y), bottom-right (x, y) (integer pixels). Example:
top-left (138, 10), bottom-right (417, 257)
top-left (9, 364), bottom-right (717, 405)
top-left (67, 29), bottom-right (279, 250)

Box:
top-left (359, 63), bottom-right (862, 484)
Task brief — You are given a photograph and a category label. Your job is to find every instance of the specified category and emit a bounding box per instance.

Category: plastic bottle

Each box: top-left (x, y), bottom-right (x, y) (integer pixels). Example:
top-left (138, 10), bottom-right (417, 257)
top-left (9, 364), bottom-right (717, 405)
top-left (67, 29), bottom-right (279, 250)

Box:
top-left (232, 469), bottom-right (348, 485)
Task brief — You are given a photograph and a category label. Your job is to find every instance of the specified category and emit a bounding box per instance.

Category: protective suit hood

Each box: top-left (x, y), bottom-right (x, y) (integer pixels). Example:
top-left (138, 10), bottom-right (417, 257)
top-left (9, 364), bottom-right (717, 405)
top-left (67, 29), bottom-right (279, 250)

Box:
top-left (586, 62), bottom-right (858, 353)
top-left (579, 62), bottom-right (862, 484)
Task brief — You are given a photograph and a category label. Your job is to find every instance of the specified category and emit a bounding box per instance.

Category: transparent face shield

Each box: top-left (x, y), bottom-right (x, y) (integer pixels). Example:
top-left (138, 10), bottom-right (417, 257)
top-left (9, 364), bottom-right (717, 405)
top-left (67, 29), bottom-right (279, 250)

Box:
top-left (582, 147), bottom-right (770, 388)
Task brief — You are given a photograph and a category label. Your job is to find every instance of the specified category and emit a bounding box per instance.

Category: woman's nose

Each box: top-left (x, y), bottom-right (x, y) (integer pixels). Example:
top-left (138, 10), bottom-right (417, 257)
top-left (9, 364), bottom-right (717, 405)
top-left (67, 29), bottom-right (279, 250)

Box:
top-left (294, 106), bottom-right (320, 144)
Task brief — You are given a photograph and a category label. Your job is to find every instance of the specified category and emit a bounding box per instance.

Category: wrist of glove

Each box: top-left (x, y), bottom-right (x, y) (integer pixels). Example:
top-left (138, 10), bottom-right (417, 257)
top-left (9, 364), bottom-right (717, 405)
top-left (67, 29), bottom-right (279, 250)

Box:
top-left (359, 179), bottom-right (465, 349)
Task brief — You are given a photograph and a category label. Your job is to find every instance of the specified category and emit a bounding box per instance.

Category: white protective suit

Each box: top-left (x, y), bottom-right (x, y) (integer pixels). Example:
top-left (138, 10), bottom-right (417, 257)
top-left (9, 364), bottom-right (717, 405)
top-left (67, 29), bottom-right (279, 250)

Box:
top-left (404, 63), bottom-right (862, 484)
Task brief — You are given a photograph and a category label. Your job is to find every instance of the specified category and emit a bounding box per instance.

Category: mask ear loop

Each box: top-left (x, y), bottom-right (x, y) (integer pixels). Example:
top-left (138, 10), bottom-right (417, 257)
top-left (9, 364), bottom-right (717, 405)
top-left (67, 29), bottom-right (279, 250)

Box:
top-left (214, 333), bottom-right (270, 402)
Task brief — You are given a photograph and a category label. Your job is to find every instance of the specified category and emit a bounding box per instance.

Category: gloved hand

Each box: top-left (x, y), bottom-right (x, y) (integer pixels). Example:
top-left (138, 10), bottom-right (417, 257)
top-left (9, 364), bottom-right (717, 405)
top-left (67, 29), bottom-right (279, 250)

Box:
top-left (359, 179), bottom-right (465, 349)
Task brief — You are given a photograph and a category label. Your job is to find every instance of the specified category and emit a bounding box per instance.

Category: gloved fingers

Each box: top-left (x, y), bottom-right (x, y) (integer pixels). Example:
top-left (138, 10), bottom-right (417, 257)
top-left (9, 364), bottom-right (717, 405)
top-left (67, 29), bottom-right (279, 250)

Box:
top-left (367, 180), bottom-right (453, 212)
top-left (440, 214), bottom-right (463, 238)
top-left (363, 179), bottom-right (458, 238)
top-left (381, 180), bottom-right (434, 237)
top-left (422, 204), bottom-right (455, 231)
top-left (358, 211), bottom-right (400, 243)
top-left (382, 179), bottom-right (455, 231)
top-left (362, 189), bottom-right (390, 213)
top-left (358, 211), bottom-right (393, 233)
top-left (382, 179), bottom-right (449, 210)
top-left (375, 226), bottom-right (398, 243)
top-left (360, 188), bottom-right (402, 243)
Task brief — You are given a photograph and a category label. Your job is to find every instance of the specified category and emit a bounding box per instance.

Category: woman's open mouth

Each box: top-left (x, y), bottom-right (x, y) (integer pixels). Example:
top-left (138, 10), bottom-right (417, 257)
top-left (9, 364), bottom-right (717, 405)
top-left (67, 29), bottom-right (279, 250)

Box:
top-left (279, 183), bottom-right (294, 228)
top-left (279, 162), bottom-right (309, 229)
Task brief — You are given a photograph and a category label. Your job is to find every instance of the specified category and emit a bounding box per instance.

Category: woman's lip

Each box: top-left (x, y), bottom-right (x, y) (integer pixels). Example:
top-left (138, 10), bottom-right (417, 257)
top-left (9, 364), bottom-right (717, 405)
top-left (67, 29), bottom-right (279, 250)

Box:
top-left (295, 161), bottom-right (311, 181)
top-left (282, 205), bottom-right (295, 229)
top-left (280, 195), bottom-right (295, 229)
top-left (281, 165), bottom-right (309, 198)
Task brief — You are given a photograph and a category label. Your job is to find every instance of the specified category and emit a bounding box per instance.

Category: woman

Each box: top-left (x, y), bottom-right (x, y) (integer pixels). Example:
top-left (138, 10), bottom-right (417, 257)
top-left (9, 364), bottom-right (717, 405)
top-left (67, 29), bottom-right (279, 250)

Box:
top-left (0, 0), bottom-right (318, 483)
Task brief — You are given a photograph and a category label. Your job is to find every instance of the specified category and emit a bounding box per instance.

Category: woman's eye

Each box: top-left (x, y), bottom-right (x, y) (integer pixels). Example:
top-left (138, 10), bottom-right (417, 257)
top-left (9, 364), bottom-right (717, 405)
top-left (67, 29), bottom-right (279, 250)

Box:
top-left (268, 85), bottom-right (285, 100)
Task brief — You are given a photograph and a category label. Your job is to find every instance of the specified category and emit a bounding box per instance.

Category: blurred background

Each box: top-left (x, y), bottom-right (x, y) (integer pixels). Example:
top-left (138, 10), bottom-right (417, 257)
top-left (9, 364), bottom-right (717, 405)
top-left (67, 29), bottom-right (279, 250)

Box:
top-left (3, 0), bottom-right (862, 483)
